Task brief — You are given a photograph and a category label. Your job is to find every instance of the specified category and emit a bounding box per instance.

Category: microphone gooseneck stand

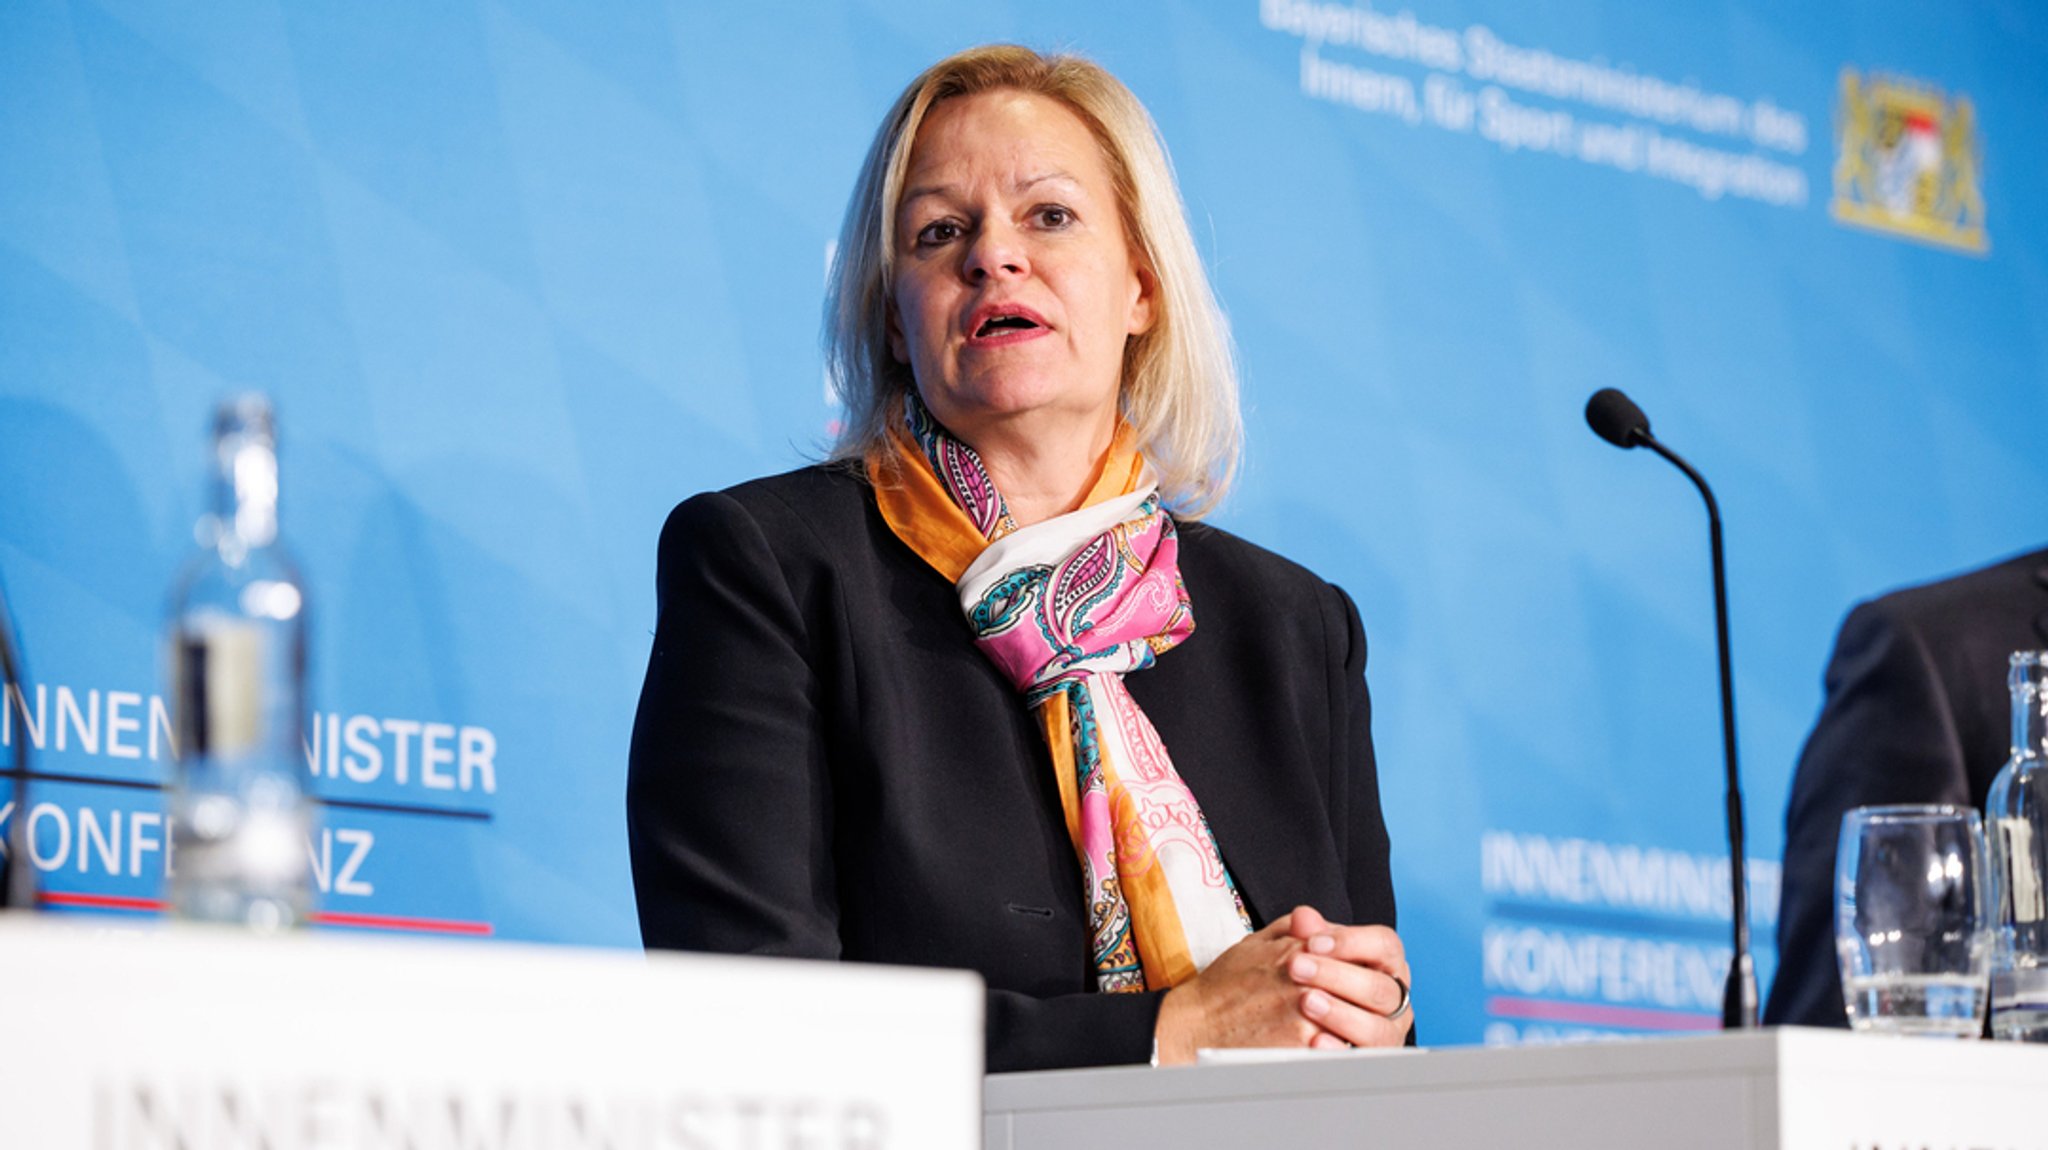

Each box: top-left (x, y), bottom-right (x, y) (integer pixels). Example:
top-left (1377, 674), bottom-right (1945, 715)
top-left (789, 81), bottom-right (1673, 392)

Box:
top-left (1584, 388), bottom-right (1758, 1029)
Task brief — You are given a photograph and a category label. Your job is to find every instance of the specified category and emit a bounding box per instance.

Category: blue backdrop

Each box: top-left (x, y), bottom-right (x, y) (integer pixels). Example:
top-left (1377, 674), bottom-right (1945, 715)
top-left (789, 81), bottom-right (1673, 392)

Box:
top-left (4, 0), bottom-right (2044, 1046)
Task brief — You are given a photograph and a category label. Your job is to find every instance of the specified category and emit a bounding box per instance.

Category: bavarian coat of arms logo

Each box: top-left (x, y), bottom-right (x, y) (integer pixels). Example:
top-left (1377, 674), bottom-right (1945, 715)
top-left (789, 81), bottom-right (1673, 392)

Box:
top-left (1830, 69), bottom-right (1987, 254)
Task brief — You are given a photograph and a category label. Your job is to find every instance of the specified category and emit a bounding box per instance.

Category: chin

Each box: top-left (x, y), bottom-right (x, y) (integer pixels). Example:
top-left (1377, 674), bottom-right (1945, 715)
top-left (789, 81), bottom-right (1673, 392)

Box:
top-left (937, 373), bottom-right (1115, 424)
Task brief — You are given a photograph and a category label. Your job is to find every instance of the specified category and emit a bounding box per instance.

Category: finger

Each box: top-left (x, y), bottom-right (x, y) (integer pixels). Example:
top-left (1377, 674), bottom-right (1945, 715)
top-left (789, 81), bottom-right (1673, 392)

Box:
top-left (1302, 923), bottom-right (1408, 975)
top-left (1298, 986), bottom-right (1412, 1048)
top-left (1287, 952), bottom-right (1409, 1017)
top-left (1284, 912), bottom-right (1406, 972)
top-left (1286, 905), bottom-right (1330, 941)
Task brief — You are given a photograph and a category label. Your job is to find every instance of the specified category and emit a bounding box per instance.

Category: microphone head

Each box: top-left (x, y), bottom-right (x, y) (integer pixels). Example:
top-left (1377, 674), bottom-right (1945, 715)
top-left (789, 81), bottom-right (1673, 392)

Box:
top-left (1585, 388), bottom-right (1651, 448)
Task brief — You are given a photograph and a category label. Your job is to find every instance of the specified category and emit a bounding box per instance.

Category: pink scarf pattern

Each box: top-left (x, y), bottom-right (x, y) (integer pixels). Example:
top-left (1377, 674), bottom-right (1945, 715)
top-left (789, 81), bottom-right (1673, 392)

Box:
top-left (907, 397), bottom-right (1251, 991)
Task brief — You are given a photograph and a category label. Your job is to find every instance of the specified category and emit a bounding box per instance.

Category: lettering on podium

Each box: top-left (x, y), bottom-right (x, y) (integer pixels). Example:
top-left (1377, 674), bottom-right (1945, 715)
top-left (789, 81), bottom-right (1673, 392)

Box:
top-left (93, 1078), bottom-right (893, 1150)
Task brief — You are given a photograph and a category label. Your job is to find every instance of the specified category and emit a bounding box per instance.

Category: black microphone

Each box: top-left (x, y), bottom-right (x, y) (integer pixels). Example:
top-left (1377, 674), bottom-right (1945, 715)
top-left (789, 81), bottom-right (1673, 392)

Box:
top-left (1585, 387), bottom-right (1652, 449)
top-left (1584, 388), bottom-right (1758, 1030)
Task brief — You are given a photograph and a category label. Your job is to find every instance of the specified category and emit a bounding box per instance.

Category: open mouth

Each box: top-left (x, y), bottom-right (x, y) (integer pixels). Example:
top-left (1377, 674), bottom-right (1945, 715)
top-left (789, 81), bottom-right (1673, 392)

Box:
top-left (968, 305), bottom-right (1050, 341)
top-left (977, 314), bottom-right (1041, 337)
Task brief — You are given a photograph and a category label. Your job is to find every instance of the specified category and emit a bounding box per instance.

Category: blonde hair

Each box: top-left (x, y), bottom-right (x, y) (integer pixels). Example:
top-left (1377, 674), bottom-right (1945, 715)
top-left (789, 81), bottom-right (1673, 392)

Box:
top-left (824, 44), bottom-right (1242, 519)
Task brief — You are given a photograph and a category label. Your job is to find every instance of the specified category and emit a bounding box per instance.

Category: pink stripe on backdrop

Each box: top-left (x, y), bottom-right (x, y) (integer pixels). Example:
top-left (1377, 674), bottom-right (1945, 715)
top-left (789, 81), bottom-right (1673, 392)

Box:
top-left (315, 910), bottom-right (494, 936)
top-left (37, 892), bottom-right (493, 937)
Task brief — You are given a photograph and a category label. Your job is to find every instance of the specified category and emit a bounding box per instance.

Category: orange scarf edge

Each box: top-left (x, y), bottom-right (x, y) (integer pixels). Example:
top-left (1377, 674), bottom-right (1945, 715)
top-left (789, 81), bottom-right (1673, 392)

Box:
top-left (867, 419), bottom-right (1145, 584)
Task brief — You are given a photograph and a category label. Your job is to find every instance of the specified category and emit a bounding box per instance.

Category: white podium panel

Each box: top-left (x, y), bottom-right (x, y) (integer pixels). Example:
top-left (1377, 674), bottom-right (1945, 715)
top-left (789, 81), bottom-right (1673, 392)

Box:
top-left (986, 1029), bottom-right (2048, 1149)
top-left (0, 918), bottom-right (982, 1149)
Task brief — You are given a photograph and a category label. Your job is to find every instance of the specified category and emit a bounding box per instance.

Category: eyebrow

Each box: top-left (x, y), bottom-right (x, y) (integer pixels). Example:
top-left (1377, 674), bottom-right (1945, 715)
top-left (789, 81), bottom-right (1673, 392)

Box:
top-left (899, 170), bottom-right (1083, 209)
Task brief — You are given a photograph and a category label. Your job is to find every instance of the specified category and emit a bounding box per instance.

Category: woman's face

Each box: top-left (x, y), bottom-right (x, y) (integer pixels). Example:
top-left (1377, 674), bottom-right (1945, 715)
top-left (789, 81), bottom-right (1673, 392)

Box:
top-left (888, 89), bottom-right (1154, 450)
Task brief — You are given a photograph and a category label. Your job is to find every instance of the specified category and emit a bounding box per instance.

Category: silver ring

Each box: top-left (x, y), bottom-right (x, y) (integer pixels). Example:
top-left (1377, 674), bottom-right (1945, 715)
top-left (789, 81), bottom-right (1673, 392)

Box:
top-left (1385, 975), bottom-right (1411, 1021)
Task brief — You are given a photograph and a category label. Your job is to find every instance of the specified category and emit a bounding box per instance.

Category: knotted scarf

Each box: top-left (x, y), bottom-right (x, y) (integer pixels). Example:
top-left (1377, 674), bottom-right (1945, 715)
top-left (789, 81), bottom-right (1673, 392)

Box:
top-left (869, 396), bottom-right (1251, 991)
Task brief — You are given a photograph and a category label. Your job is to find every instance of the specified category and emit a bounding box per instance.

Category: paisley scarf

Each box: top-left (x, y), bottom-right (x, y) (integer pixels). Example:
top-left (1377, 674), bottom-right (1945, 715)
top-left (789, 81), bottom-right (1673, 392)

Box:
top-left (869, 396), bottom-right (1251, 992)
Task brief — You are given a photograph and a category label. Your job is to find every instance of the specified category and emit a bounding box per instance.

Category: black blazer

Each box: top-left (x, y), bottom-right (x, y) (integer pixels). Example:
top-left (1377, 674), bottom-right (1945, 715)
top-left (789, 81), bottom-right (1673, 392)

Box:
top-left (1765, 548), bottom-right (2048, 1027)
top-left (627, 464), bottom-right (1395, 1071)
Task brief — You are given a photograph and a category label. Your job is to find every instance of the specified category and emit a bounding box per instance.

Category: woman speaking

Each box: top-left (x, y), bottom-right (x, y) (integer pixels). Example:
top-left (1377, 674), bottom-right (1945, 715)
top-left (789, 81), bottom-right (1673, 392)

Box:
top-left (628, 44), bottom-right (1413, 1072)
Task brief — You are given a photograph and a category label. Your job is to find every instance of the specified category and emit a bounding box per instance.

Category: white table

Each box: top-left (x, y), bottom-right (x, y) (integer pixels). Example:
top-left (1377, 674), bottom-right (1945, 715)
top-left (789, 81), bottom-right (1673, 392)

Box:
top-left (986, 1028), bottom-right (2048, 1149)
top-left (0, 917), bottom-right (984, 1148)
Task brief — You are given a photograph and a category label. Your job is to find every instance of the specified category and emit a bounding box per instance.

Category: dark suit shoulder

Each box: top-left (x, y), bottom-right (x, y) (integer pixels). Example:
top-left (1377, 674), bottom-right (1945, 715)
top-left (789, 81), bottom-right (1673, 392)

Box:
top-left (1174, 518), bottom-right (1346, 606)
top-left (1171, 518), bottom-right (1363, 678)
top-left (715, 462), bottom-right (871, 533)
top-left (658, 463), bottom-right (875, 562)
top-left (1868, 546), bottom-right (2048, 631)
top-left (716, 460), bottom-right (870, 510)
top-left (1846, 547), bottom-right (2048, 706)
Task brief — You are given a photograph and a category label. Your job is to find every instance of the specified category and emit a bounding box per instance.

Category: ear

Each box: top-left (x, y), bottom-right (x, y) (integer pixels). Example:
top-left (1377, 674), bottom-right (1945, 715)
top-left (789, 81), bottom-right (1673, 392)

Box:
top-left (886, 298), bottom-right (910, 364)
top-left (1126, 260), bottom-right (1158, 337)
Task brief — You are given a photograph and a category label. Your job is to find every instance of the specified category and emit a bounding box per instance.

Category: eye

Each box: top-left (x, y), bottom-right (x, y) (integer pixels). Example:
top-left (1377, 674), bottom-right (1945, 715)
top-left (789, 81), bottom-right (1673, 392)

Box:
top-left (915, 219), bottom-right (964, 247)
top-left (1036, 204), bottom-right (1075, 229)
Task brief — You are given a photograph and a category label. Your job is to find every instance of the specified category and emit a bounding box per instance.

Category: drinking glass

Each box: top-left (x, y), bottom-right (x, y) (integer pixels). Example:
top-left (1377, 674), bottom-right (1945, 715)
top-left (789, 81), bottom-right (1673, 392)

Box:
top-left (1835, 804), bottom-right (1990, 1037)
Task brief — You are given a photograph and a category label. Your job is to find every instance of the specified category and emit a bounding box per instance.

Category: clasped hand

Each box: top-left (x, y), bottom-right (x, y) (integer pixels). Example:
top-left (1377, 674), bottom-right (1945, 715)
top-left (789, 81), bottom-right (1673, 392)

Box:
top-left (1153, 906), bottom-right (1412, 1065)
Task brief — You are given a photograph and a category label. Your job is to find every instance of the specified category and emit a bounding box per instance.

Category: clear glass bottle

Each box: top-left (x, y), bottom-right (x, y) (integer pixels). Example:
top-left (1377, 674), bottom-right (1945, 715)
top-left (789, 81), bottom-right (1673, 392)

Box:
top-left (165, 394), bottom-right (314, 930)
top-left (1986, 650), bottom-right (2048, 1040)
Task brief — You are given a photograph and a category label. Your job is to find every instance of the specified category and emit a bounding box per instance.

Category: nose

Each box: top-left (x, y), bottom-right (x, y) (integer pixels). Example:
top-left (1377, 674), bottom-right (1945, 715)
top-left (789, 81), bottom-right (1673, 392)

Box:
top-left (962, 221), bottom-right (1028, 282)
